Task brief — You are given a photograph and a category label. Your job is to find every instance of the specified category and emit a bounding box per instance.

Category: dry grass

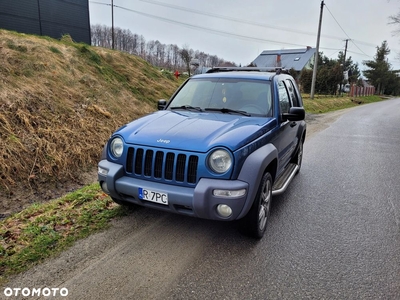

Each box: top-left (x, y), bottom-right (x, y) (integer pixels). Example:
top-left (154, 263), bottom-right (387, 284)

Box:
top-left (302, 94), bottom-right (384, 114)
top-left (0, 30), bottom-right (182, 209)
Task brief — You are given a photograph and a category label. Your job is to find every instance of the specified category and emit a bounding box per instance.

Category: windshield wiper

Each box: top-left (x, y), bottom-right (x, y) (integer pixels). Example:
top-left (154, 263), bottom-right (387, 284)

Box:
top-left (205, 107), bottom-right (251, 116)
top-left (170, 105), bottom-right (203, 112)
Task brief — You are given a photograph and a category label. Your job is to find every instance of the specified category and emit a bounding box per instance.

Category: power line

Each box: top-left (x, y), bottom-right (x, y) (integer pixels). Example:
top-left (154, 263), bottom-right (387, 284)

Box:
top-left (90, 1), bottom-right (349, 53)
top-left (138, 0), bottom-right (346, 41)
top-left (324, 3), bottom-right (351, 39)
top-left (142, 0), bottom-right (388, 55)
top-left (91, 1), bottom-right (110, 6)
top-left (89, 0), bottom-right (390, 59)
top-left (324, 3), bottom-right (370, 57)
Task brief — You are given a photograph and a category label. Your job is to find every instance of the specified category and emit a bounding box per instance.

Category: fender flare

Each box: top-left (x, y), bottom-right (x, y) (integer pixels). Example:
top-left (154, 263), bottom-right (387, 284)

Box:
top-left (100, 143), bottom-right (107, 160)
top-left (237, 143), bottom-right (278, 219)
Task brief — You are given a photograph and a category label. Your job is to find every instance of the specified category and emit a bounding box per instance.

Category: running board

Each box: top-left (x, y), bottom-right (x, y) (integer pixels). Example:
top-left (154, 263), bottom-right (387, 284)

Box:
top-left (272, 163), bottom-right (299, 196)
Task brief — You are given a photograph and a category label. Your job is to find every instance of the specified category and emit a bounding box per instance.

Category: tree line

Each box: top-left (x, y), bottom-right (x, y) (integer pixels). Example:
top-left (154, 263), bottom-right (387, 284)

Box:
top-left (90, 24), bottom-right (236, 73)
top-left (299, 40), bottom-right (400, 96)
top-left (91, 24), bottom-right (400, 96)
top-left (299, 51), bottom-right (361, 95)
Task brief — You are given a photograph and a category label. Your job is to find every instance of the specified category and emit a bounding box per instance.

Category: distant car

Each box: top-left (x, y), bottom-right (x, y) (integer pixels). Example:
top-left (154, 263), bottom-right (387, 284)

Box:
top-left (343, 83), bottom-right (350, 93)
top-left (338, 83), bottom-right (350, 93)
top-left (98, 67), bottom-right (306, 239)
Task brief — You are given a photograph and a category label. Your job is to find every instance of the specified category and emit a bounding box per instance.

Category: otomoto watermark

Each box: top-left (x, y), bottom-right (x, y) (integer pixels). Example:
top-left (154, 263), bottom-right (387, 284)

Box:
top-left (3, 287), bottom-right (68, 297)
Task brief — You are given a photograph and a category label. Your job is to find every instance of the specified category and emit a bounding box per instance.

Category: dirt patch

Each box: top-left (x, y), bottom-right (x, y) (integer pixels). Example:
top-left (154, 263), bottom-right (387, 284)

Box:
top-left (0, 169), bottom-right (98, 218)
top-left (305, 108), bottom-right (353, 139)
top-left (0, 109), bottom-right (349, 219)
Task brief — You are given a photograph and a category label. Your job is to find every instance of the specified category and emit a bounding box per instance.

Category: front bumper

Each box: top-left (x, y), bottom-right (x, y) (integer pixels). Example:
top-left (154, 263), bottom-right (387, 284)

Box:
top-left (98, 160), bottom-right (249, 221)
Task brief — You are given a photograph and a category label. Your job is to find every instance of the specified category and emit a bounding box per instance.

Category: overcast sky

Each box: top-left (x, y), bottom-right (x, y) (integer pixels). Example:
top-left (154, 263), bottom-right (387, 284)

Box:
top-left (89, 0), bottom-right (400, 72)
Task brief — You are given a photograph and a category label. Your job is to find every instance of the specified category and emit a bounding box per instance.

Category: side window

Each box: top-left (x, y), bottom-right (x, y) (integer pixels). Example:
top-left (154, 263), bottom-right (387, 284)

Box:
top-left (285, 79), bottom-right (300, 107)
top-left (277, 81), bottom-right (290, 114)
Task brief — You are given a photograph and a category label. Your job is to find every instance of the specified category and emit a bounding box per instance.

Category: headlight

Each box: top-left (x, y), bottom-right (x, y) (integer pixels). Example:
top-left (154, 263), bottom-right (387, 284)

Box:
top-left (110, 137), bottom-right (123, 158)
top-left (208, 149), bottom-right (232, 173)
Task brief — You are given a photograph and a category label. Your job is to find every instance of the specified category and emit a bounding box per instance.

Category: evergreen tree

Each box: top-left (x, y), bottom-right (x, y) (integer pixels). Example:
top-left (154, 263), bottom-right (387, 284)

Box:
top-left (363, 41), bottom-right (391, 94)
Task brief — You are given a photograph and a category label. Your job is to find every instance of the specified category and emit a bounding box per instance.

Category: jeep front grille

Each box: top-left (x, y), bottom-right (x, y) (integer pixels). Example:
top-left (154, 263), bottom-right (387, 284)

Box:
top-left (125, 147), bottom-right (199, 184)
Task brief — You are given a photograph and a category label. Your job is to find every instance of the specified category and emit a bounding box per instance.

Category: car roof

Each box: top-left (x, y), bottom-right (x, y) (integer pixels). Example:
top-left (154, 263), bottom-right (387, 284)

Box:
top-left (192, 71), bottom-right (276, 81)
top-left (191, 67), bottom-right (292, 81)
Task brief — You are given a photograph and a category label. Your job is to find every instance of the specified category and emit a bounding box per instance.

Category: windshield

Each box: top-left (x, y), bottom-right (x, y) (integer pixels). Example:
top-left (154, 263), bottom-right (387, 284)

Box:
top-left (168, 78), bottom-right (272, 117)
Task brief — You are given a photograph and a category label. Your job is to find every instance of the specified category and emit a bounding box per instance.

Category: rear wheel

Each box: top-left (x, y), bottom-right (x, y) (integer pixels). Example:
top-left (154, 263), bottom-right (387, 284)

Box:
top-left (239, 172), bottom-right (273, 239)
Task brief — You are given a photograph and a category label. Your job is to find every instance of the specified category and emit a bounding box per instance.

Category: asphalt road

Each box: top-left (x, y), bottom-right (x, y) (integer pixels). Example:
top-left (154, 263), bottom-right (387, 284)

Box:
top-left (4, 99), bottom-right (400, 300)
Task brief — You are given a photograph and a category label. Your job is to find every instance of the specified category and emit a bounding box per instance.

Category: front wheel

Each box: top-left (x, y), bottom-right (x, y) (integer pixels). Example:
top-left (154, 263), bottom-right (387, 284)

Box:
top-left (239, 172), bottom-right (273, 239)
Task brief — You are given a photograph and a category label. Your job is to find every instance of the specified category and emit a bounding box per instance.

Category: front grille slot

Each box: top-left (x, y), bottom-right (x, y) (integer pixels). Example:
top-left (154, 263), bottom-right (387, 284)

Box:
top-left (165, 153), bottom-right (175, 180)
top-left (176, 154), bottom-right (186, 182)
top-left (154, 151), bottom-right (164, 178)
top-left (126, 147), bottom-right (198, 184)
top-left (187, 156), bottom-right (198, 183)
top-left (126, 148), bottom-right (134, 173)
top-left (134, 149), bottom-right (144, 174)
top-left (144, 150), bottom-right (153, 176)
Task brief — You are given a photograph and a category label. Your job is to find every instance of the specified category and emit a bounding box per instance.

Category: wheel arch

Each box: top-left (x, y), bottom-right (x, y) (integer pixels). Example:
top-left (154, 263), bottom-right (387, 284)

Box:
top-left (236, 143), bottom-right (278, 219)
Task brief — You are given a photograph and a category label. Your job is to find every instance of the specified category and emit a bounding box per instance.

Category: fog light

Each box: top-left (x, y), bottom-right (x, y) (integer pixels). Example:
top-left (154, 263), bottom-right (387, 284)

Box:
top-left (98, 166), bottom-right (108, 176)
top-left (101, 181), bottom-right (110, 194)
top-left (213, 189), bottom-right (246, 198)
top-left (217, 204), bottom-right (232, 218)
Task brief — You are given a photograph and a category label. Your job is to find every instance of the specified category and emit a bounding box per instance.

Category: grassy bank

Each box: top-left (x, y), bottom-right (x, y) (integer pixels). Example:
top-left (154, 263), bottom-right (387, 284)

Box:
top-left (303, 94), bottom-right (385, 114)
top-left (0, 29), bottom-right (182, 208)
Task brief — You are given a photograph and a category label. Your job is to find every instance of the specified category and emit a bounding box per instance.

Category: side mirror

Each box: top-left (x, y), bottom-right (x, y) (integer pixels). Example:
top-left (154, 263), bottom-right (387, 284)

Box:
top-left (158, 99), bottom-right (167, 110)
top-left (282, 107), bottom-right (305, 121)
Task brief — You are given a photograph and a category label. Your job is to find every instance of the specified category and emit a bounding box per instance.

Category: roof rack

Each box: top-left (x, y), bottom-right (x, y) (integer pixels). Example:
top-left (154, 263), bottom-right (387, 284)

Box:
top-left (206, 67), bottom-right (290, 75)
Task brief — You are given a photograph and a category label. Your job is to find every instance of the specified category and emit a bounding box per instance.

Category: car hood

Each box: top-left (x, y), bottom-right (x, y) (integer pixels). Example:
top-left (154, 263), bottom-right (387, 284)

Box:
top-left (115, 110), bottom-right (276, 152)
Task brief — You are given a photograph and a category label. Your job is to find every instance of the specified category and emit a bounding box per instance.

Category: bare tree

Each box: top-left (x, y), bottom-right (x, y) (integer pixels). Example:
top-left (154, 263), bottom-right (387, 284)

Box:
top-left (90, 24), bottom-right (237, 72)
top-left (171, 44), bottom-right (180, 70)
top-left (180, 45), bottom-right (192, 76)
top-left (138, 35), bottom-right (146, 60)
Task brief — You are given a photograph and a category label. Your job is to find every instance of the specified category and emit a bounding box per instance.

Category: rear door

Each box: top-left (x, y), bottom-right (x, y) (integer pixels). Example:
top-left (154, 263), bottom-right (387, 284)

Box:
top-left (276, 79), bottom-right (298, 173)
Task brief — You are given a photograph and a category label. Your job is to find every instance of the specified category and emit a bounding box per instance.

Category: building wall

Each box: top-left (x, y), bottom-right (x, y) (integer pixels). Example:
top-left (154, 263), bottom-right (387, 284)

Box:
top-left (0, 0), bottom-right (90, 44)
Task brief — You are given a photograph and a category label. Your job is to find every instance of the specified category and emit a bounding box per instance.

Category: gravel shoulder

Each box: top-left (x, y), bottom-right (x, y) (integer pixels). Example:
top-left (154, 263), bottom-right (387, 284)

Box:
top-left (304, 107), bottom-right (355, 139)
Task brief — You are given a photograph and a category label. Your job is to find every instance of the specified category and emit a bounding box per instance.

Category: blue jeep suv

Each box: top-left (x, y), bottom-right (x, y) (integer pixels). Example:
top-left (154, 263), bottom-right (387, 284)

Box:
top-left (98, 67), bottom-right (306, 239)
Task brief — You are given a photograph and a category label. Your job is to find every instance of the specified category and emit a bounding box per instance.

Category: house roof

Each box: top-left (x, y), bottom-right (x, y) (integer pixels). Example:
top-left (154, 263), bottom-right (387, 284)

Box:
top-left (252, 47), bottom-right (316, 71)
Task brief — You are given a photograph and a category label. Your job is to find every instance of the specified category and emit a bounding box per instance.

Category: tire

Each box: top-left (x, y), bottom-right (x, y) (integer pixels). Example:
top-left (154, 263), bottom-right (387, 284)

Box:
top-left (239, 172), bottom-right (273, 239)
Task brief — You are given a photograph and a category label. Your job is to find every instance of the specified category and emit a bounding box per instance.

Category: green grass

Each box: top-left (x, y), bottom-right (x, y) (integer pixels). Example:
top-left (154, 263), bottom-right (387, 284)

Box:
top-left (303, 94), bottom-right (384, 114)
top-left (49, 46), bottom-right (62, 54)
top-left (0, 184), bottom-right (133, 285)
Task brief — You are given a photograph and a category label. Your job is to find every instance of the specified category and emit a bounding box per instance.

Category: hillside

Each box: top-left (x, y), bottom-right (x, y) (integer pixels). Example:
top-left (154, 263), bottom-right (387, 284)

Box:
top-left (0, 29), bottom-right (182, 215)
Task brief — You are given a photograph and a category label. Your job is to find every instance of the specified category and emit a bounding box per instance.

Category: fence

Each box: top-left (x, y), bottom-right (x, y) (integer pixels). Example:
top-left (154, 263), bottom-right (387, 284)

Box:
top-left (0, 0), bottom-right (90, 44)
top-left (349, 85), bottom-right (375, 97)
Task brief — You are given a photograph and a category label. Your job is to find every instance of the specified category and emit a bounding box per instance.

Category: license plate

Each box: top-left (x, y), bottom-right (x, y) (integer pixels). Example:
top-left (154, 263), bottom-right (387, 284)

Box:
top-left (138, 188), bottom-right (168, 205)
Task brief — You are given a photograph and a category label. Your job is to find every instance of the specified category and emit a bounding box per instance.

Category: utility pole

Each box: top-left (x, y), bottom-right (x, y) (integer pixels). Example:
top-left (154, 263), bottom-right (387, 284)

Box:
top-left (339, 39), bottom-right (349, 95)
top-left (111, 0), bottom-right (115, 49)
top-left (37, 0), bottom-right (42, 36)
top-left (310, 0), bottom-right (324, 99)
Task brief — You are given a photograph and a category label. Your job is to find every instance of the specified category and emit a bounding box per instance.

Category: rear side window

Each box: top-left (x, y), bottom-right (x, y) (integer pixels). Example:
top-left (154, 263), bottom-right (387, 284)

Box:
top-left (277, 81), bottom-right (290, 114)
top-left (285, 79), bottom-right (300, 107)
